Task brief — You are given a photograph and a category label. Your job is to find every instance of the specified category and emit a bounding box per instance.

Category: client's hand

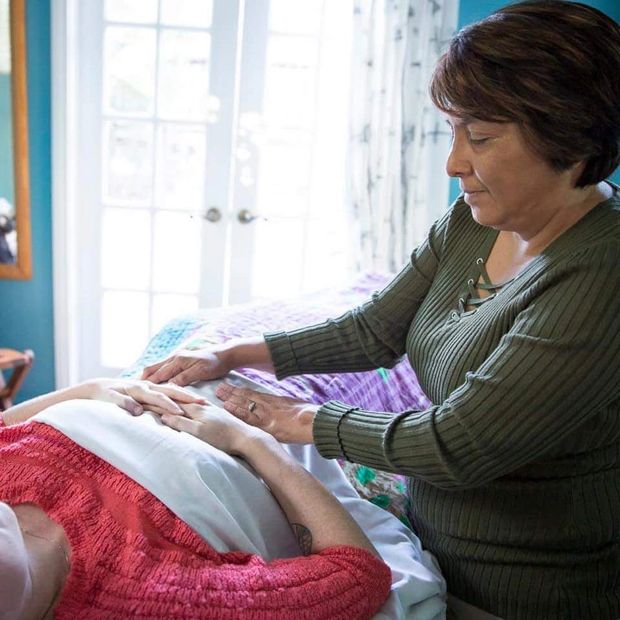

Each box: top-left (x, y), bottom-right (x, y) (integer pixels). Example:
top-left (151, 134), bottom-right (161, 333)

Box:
top-left (141, 349), bottom-right (229, 386)
top-left (159, 403), bottom-right (267, 456)
top-left (214, 382), bottom-right (317, 444)
top-left (81, 378), bottom-right (206, 417)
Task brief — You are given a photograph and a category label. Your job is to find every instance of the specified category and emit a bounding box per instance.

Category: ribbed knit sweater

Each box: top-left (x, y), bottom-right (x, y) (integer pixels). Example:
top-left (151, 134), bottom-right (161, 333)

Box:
top-left (0, 420), bottom-right (392, 619)
top-left (265, 190), bottom-right (620, 619)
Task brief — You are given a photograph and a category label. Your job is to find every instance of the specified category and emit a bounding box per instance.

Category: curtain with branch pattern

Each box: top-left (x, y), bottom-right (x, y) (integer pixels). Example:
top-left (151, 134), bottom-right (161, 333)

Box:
top-left (349, 0), bottom-right (458, 273)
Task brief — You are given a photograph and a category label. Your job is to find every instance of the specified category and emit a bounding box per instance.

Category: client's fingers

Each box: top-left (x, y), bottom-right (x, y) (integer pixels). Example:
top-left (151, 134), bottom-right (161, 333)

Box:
top-left (160, 413), bottom-right (200, 436)
top-left (180, 403), bottom-right (222, 421)
top-left (111, 393), bottom-right (144, 416)
top-left (151, 383), bottom-right (208, 404)
top-left (128, 385), bottom-right (184, 415)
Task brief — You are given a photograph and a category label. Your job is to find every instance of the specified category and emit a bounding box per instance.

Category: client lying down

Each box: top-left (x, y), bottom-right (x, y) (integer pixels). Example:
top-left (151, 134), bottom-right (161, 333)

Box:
top-left (0, 377), bottom-right (405, 619)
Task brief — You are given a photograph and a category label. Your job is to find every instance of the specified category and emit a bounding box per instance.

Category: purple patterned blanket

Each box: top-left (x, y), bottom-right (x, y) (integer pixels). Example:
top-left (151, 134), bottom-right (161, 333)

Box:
top-left (124, 273), bottom-right (431, 525)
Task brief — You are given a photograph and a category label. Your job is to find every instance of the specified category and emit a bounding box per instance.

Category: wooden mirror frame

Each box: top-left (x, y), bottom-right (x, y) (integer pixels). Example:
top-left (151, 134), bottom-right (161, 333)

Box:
top-left (0, 0), bottom-right (31, 279)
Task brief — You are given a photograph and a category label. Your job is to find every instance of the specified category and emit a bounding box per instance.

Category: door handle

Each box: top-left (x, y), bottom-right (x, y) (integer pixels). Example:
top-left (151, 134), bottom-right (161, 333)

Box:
top-left (237, 209), bottom-right (259, 224)
top-left (203, 207), bottom-right (222, 223)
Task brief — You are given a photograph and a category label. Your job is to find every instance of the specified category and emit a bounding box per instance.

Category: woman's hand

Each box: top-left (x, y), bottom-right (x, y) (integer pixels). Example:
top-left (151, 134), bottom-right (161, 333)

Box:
top-left (214, 382), bottom-right (318, 444)
top-left (141, 349), bottom-right (231, 386)
top-left (159, 402), bottom-right (269, 456)
top-left (141, 337), bottom-right (275, 386)
top-left (80, 378), bottom-right (206, 417)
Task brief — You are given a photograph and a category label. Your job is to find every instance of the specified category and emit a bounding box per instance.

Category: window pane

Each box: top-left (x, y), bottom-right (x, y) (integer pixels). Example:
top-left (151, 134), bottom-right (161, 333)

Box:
top-left (105, 0), bottom-right (158, 24)
top-left (151, 293), bottom-right (199, 336)
top-left (263, 37), bottom-right (318, 129)
top-left (101, 208), bottom-right (151, 289)
top-left (152, 211), bottom-right (201, 293)
top-left (269, 0), bottom-right (325, 35)
top-left (302, 218), bottom-right (350, 292)
top-left (156, 124), bottom-right (207, 210)
top-left (103, 120), bottom-right (154, 204)
top-left (101, 291), bottom-right (150, 368)
top-left (103, 26), bottom-right (156, 116)
top-left (256, 144), bottom-right (310, 217)
top-left (160, 0), bottom-right (213, 28)
top-left (158, 30), bottom-right (211, 121)
top-left (251, 219), bottom-right (304, 299)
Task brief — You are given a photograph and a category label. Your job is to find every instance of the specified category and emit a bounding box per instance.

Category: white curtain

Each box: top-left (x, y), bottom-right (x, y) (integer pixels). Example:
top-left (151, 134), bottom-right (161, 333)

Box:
top-left (349, 0), bottom-right (459, 273)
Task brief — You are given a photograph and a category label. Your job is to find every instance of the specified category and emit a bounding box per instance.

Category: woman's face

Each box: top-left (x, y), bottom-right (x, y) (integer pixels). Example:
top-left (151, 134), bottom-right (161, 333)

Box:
top-left (444, 115), bottom-right (578, 234)
top-left (0, 502), bottom-right (33, 617)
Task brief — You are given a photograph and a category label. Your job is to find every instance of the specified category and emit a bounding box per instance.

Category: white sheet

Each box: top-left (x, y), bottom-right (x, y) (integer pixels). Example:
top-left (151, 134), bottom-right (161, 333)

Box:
top-left (34, 372), bottom-right (446, 619)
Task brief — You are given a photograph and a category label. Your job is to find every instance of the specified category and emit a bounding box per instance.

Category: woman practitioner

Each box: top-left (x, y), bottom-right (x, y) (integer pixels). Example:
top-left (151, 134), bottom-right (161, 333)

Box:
top-left (0, 379), bottom-right (391, 619)
top-left (143, 1), bottom-right (620, 617)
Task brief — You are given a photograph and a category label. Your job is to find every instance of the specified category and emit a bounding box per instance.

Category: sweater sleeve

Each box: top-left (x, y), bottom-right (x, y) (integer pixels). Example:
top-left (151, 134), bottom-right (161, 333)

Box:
top-left (264, 207), bottom-right (452, 379)
top-left (314, 241), bottom-right (620, 490)
top-left (192, 545), bottom-right (393, 620)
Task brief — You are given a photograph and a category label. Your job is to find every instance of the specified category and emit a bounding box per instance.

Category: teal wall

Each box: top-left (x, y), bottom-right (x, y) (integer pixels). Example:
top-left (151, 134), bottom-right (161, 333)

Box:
top-left (0, 0), bottom-right (53, 402)
top-left (0, 0), bottom-right (617, 401)
top-left (449, 0), bottom-right (620, 203)
top-left (0, 74), bottom-right (14, 203)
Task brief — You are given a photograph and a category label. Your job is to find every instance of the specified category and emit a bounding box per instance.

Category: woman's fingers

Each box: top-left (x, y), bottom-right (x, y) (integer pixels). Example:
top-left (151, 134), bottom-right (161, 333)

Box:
top-left (215, 383), bottom-right (269, 406)
top-left (166, 366), bottom-right (205, 387)
top-left (215, 382), bottom-right (234, 400)
top-left (144, 357), bottom-right (191, 384)
top-left (220, 399), bottom-right (254, 423)
top-left (141, 358), bottom-right (169, 381)
top-left (216, 385), bottom-right (260, 420)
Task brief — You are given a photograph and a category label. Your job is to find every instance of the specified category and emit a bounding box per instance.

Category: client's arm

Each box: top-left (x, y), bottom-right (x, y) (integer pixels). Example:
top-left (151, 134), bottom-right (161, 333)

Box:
top-left (1, 379), bottom-right (204, 427)
top-left (161, 403), bottom-right (377, 556)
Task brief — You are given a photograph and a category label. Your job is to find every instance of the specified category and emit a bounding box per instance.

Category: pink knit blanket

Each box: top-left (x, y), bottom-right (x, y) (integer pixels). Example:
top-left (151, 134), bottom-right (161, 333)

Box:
top-left (0, 421), bottom-right (391, 619)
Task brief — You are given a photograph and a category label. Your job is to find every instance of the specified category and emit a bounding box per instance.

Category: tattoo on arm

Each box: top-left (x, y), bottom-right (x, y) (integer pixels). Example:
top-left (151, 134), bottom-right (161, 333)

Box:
top-left (291, 523), bottom-right (313, 556)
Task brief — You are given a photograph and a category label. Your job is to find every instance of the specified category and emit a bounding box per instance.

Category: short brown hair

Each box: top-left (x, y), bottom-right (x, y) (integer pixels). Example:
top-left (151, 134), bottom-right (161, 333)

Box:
top-left (430, 0), bottom-right (620, 187)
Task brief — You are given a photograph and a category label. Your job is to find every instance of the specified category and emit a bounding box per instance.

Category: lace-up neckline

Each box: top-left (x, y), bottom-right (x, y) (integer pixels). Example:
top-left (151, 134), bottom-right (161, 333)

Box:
top-left (455, 257), bottom-right (514, 317)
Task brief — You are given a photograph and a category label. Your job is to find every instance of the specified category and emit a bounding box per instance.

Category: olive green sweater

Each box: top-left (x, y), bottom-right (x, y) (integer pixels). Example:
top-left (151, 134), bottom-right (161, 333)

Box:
top-left (265, 190), bottom-right (620, 619)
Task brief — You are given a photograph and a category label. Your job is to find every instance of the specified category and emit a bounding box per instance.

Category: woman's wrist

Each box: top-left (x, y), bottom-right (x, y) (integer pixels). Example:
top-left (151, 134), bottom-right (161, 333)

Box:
top-left (216, 342), bottom-right (242, 372)
top-left (218, 337), bottom-right (274, 373)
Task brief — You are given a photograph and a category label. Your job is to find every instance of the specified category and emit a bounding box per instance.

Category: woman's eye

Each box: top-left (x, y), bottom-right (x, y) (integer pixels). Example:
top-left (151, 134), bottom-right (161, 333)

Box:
top-left (469, 136), bottom-right (490, 145)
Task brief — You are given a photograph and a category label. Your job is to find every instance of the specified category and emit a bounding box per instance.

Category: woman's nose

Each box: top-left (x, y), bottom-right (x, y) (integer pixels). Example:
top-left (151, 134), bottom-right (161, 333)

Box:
top-left (445, 136), bottom-right (472, 178)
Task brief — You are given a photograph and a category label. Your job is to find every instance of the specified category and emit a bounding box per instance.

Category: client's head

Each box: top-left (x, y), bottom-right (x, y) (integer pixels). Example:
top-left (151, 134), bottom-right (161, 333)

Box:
top-left (0, 501), bottom-right (71, 620)
top-left (0, 502), bottom-right (33, 619)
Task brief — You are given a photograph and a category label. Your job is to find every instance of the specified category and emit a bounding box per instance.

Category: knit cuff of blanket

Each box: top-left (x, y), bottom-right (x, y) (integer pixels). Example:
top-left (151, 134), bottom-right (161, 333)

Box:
top-left (263, 331), bottom-right (300, 379)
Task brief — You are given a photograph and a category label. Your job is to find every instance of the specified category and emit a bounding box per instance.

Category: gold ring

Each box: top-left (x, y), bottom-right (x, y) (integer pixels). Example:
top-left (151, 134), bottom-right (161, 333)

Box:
top-left (248, 400), bottom-right (257, 413)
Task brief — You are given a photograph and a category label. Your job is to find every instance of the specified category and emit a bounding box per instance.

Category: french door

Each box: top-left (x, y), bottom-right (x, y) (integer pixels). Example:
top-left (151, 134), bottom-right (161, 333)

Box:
top-left (55, 0), bottom-right (353, 380)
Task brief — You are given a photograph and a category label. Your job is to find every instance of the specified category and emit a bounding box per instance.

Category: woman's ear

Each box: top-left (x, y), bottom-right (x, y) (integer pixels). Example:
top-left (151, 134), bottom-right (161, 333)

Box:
top-left (567, 159), bottom-right (587, 187)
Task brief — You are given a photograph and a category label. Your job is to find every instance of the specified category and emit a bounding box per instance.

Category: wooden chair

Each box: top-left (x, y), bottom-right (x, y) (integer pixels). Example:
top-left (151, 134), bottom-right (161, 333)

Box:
top-left (0, 348), bottom-right (34, 410)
